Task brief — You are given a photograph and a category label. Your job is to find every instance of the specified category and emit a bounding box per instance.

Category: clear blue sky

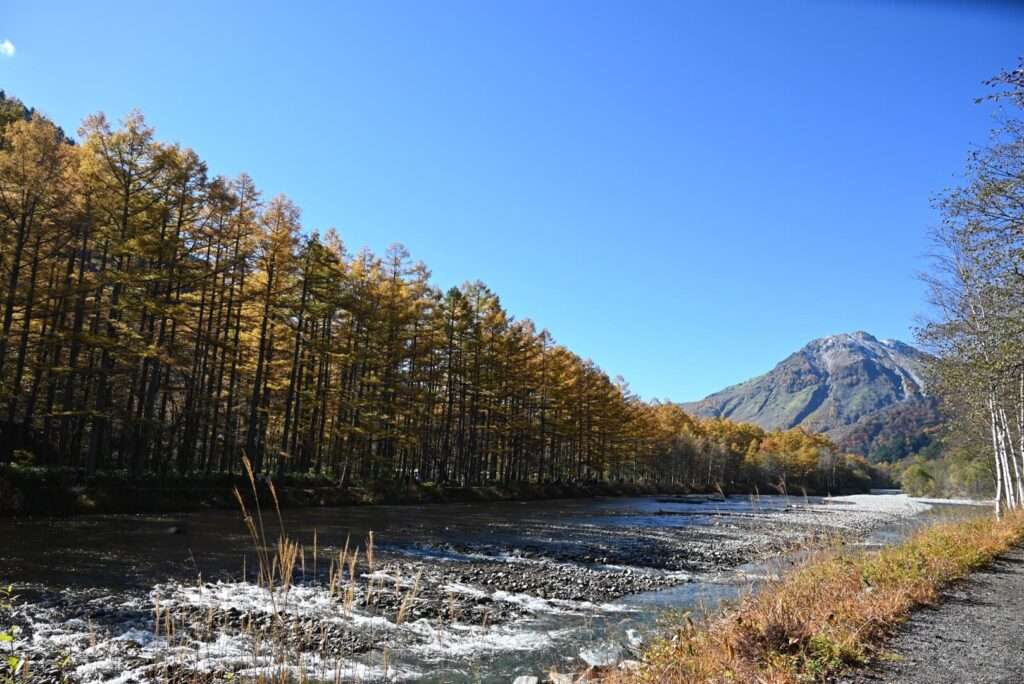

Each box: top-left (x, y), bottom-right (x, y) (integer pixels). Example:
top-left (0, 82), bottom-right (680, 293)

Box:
top-left (2, 1), bottom-right (1021, 401)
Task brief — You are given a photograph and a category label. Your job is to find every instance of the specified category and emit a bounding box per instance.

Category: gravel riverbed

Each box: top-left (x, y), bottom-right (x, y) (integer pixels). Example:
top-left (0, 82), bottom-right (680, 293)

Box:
top-left (0, 494), bottom-right (938, 682)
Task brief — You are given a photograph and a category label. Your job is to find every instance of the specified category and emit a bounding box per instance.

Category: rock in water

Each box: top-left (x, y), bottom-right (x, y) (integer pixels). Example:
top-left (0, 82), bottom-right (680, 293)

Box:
top-left (625, 628), bottom-right (643, 651)
top-left (579, 641), bottom-right (624, 667)
top-left (512, 677), bottom-right (539, 684)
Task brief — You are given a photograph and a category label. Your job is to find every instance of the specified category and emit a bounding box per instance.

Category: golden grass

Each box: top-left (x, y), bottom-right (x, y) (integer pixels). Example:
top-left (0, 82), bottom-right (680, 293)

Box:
top-left (619, 511), bottom-right (1024, 684)
top-left (200, 456), bottom-right (423, 682)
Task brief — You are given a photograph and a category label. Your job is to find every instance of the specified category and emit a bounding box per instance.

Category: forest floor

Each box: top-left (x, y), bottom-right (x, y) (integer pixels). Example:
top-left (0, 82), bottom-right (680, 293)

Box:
top-left (0, 465), bottom-right (704, 516)
top-left (839, 544), bottom-right (1024, 684)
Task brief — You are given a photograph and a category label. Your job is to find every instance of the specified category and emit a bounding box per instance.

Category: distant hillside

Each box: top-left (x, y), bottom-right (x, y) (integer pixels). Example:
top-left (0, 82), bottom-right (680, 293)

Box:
top-left (684, 332), bottom-right (937, 451)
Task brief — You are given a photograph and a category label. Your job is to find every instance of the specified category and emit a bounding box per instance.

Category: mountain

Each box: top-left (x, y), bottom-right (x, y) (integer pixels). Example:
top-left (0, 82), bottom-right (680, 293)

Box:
top-left (836, 395), bottom-right (943, 462)
top-left (684, 332), bottom-right (933, 448)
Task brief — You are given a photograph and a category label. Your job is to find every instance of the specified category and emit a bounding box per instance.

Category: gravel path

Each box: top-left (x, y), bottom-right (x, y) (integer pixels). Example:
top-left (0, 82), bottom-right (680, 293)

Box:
top-left (840, 546), bottom-right (1024, 684)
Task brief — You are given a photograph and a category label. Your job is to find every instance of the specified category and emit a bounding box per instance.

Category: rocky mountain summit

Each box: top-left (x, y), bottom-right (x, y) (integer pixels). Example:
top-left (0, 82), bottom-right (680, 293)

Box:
top-left (684, 331), bottom-right (930, 443)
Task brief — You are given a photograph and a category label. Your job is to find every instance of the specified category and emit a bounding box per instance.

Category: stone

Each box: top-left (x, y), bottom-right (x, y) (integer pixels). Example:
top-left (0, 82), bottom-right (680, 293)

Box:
top-left (579, 641), bottom-right (624, 667)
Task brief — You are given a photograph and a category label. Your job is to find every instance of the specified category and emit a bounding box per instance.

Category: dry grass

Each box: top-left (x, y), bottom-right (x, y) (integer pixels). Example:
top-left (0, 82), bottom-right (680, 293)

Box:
top-left (169, 455), bottom-right (424, 683)
top-left (619, 511), bottom-right (1024, 684)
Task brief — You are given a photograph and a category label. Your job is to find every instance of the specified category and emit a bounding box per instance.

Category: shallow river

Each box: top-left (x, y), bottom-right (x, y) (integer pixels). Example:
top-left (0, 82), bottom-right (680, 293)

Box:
top-left (0, 493), bottom-right (982, 682)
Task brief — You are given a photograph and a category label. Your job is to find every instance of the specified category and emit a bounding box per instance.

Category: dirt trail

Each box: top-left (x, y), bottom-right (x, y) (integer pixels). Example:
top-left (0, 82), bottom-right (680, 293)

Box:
top-left (841, 546), bottom-right (1024, 684)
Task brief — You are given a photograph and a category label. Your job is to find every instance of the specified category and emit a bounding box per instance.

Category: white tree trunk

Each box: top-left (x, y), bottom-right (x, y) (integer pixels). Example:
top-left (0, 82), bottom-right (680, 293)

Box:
top-left (989, 395), bottom-right (1005, 517)
top-left (1017, 371), bottom-right (1024, 503)
top-left (1000, 406), bottom-right (1024, 504)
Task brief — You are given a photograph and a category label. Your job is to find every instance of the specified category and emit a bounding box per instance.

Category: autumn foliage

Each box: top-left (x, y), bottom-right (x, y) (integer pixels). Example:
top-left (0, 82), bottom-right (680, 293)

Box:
top-left (0, 94), bottom-right (879, 493)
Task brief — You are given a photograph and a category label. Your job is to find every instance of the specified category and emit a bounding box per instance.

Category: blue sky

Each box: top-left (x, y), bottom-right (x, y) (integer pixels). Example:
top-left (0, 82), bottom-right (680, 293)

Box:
top-left (2, 1), bottom-right (1021, 401)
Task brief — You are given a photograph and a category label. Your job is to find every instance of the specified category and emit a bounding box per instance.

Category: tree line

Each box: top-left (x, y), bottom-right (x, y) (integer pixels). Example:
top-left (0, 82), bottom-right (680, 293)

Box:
top-left (920, 60), bottom-right (1024, 513)
top-left (0, 92), bottom-right (878, 493)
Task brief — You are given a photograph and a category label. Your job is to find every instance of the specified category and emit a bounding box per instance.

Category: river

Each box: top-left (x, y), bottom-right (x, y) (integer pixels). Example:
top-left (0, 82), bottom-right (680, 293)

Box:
top-left (0, 493), bottom-right (983, 682)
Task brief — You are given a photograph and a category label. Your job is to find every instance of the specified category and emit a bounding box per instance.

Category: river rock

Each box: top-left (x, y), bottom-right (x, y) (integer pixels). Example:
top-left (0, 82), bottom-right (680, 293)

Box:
top-left (513, 677), bottom-right (539, 684)
top-left (579, 641), bottom-right (624, 667)
top-left (625, 627), bottom-right (643, 651)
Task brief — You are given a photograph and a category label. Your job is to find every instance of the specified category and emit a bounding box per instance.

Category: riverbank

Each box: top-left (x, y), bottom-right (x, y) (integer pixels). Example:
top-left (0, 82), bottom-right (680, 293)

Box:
top-left (0, 465), bottom-right (705, 517)
top-left (616, 509), bottom-right (1021, 684)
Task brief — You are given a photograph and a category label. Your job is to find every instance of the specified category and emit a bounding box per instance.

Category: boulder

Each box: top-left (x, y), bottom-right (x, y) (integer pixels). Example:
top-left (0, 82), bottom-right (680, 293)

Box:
top-left (579, 641), bottom-right (624, 667)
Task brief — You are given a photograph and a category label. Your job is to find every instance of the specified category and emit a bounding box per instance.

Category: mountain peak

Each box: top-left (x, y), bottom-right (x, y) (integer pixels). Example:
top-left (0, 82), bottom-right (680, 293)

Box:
top-left (832, 330), bottom-right (876, 342)
top-left (684, 331), bottom-right (928, 442)
top-left (808, 331), bottom-right (884, 348)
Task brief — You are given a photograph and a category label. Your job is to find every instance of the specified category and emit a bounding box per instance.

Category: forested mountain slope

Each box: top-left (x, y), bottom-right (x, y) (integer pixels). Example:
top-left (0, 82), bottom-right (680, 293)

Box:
top-left (684, 332), bottom-right (935, 449)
